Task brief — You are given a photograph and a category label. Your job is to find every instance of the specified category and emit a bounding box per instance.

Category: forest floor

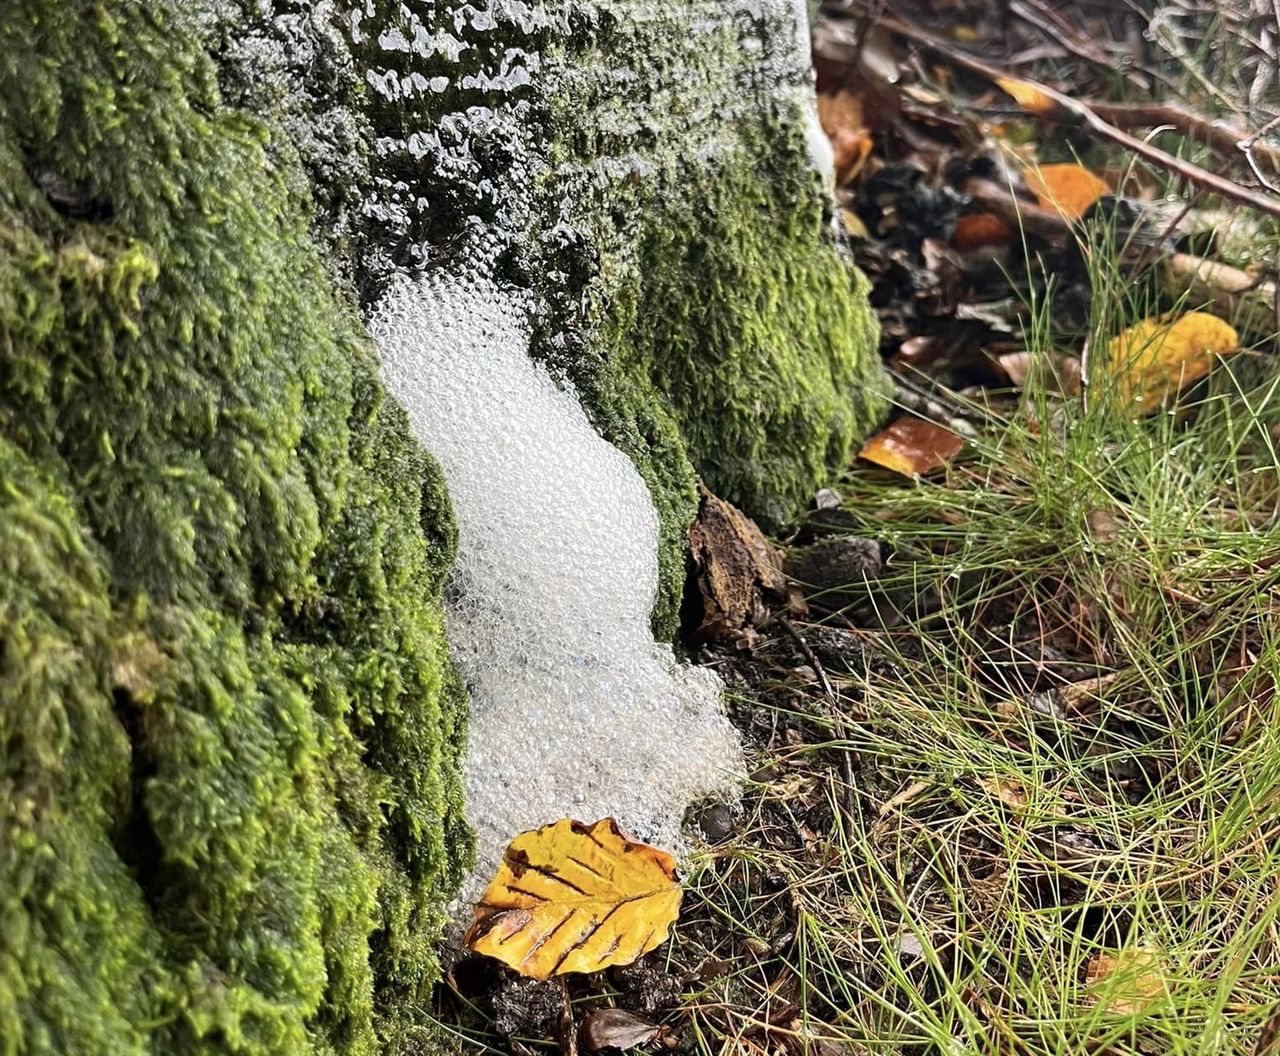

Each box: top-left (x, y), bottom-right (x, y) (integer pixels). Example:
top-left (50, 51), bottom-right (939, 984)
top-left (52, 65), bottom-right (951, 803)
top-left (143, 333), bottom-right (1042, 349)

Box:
top-left (436, 2), bottom-right (1280, 1053)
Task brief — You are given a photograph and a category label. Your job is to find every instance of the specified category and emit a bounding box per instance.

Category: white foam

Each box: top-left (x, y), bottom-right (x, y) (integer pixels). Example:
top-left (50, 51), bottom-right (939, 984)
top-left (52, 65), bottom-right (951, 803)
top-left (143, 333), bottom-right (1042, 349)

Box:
top-left (370, 268), bottom-right (744, 909)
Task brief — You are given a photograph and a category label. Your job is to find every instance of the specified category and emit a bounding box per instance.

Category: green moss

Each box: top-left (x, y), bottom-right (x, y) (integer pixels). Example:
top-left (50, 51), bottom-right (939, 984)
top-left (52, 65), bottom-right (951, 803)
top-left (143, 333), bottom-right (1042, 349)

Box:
top-left (532, 23), bottom-right (888, 633)
top-left (0, 4), bottom-right (468, 1055)
top-left (620, 139), bottom-right (887, 533)
top-left (572, 135), bottom-right (886, 634)
top-left (197, 3), bottom-right (886, 639)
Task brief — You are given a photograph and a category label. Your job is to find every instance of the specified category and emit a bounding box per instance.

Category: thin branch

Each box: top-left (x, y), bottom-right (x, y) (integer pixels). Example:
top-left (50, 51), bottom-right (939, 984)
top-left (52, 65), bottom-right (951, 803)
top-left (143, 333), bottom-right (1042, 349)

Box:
top-left (1087, 101), bottom-right (1280, 171)
top-left (779, 618), bottom-right (859, 824)
top-left (841, 4), bottom-right (1280, 221)
top-left (963, 176), bottom-right (1071, 239)
top-left (1009, 0), bottom-right (1150, 90)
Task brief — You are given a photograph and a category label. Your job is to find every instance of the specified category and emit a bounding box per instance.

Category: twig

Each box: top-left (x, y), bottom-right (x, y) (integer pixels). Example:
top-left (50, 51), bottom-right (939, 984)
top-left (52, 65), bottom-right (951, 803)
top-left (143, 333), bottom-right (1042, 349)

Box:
top-left (1009, 0), bottom-right (1150, 90)
top-left (962, 176), bottom-right (1072, 239)
top-left (1165, 251), bottom-right (1280, 336)
top-left (1129, 190), bottom-right (1204, 278)
top-left (842, 4), bottom-right (1280, 221)
top-left (557, 978), bottom-right (578, 1056)
top-left (1086, 101), bottom-right (1280, 171)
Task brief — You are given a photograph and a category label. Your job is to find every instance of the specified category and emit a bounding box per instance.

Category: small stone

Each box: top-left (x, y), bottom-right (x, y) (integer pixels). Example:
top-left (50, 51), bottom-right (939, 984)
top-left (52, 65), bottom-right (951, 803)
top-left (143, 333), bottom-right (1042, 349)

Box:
top-left (814, 487), bottom-right (843, 510)
top-left (784, 537), bottom-right (882, 609)
top-left (694, 803), bottom-right (735, 844)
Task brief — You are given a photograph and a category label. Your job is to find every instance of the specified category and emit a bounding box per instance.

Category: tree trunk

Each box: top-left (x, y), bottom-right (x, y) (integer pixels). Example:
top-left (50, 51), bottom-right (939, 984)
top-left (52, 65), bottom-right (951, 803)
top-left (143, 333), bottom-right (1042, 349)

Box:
top-left (0, 2), bottom-right (883, 1054)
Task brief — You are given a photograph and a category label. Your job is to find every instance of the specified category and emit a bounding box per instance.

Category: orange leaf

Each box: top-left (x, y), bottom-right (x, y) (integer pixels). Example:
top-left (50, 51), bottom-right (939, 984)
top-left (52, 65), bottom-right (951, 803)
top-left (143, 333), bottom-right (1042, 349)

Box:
top-left (1105, 312), bottom-right (1239, 414)
top-left (831, 127), bottom-right (874, 185)
top-left (464, 818), bottom-right (682, 979)
top-left (995, 76), bottom-right (1057, 115)
top-left (953, 212), bottom-right (1015, 250)
top-left (818, 91), bottom-right (874, 185)
top-left (859, 417), bottom-right (965, 477)
top-left (1025, 163), bottom-right (1110, 219)
top-left (1085, 945), bottom-right (1167, 1013)
top-left (817, 90), bottom-right (865, 139)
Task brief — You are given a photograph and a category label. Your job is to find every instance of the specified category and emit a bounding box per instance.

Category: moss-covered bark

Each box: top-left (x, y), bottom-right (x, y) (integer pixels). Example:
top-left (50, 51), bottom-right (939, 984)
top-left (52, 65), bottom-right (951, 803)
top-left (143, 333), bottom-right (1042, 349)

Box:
top-left (222, 0), bottom-right (886, 635)
top-left (528, 8), bottom-right (888, 630)
top-left (2, 2), bottom-right (883, 1051)
top-left (0, 4), bottom-right (468, 1054)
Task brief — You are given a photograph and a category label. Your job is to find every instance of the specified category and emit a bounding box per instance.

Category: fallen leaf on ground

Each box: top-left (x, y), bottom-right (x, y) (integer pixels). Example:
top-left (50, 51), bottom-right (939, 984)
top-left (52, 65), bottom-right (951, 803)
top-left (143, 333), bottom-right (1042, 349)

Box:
top-left (686, 485), bottom-right (798, 643)
top-left (877, 778), bottom-right (931, 815)
top-left (1085, 945), bottom-right (1168, 1013)
top-left (995, 351), bottom-right (1033, 387)
top-left (841, 206), bottom-right (869, 239)
top-left (1086, 509), bottom-right (1118, 542)
top-left (465, 818), bottom-right (682, 980)
top-left (1025, 163), bottom-right (1110, 219)
top-left (995, 75), bottom-right (1057, 116)
top-left (980, 776), bottom-right (1029, 810)
top-left (818, 90), bottom-right (874, 185)
top-left (953, 211), bottom-right (1015, 250)
top-left (1105, 312), bottom-right (1239, 413)
top-left (580, 1008), bottom-right (665, 1052)
top-left (859, 417), bottom-right (965, 476)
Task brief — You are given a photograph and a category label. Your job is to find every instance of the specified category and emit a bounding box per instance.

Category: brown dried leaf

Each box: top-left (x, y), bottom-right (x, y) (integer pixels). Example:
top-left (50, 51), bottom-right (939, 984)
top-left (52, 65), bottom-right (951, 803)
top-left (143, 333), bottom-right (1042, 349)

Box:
top-left (859, 417), bottom-right (965, 477)
top-left (686, 485), bottom-right (796, 642)
top-left (580, 1009), bottom-right (664, 1052)
top-left (465, 819), bottom-right (682, 980)
top-left (953, 212), bottom-right (1015, 250)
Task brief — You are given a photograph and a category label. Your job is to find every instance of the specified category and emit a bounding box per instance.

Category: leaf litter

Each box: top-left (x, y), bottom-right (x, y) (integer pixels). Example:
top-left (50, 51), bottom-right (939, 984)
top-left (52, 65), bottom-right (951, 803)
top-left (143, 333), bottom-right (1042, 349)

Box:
top-left (434, 0), bottom-right (1280, 1051)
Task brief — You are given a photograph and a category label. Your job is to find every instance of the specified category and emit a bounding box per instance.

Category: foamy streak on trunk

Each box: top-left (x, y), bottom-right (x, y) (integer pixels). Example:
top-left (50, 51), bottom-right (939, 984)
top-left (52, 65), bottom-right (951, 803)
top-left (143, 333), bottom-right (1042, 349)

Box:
top-left (371, 270), bottom-right (744, 911)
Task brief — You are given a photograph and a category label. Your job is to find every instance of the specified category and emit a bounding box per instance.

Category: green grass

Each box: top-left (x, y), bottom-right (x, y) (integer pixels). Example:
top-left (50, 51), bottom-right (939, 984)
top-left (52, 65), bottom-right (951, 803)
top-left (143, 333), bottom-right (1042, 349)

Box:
top-left (673, 230), bottom-right (1280, 1054)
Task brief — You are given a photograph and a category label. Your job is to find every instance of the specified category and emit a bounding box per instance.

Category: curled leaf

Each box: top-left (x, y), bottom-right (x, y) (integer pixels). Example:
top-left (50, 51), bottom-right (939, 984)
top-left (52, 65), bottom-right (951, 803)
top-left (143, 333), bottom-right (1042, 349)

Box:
top-left (995, 76), bottom-right (1056, 115)
top-left (818, 90), bottom-right (874, 185)
top-left (581, 1008), bottom-right (664, 1052)
top-left (687, 485), bottom-right (797, 643)
top-left (465, 818), bottom-right (682, 980)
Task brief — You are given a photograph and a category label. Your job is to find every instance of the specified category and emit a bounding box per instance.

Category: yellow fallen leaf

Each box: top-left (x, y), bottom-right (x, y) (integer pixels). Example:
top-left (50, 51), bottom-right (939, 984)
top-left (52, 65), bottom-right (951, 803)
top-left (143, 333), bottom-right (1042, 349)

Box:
top-left (464, 818), bottom-right (681, 979)
top-left (1025, 163), bottom-right (1110, 219)
top-left (1085, 945), bottom-right (1167, 1013)
top-left (841, 206), bottom-right (869, 239)
top-left (995, 76), bottom-right (1057, 115)
top-left (1106, 312), bottom-right (1239, 414)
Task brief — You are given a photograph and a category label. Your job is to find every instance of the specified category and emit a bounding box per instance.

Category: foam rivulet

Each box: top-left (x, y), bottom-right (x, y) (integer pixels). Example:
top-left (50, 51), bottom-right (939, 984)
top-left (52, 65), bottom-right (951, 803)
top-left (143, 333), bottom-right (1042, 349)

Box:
top-left (371, 270), bottom-right (744, 909)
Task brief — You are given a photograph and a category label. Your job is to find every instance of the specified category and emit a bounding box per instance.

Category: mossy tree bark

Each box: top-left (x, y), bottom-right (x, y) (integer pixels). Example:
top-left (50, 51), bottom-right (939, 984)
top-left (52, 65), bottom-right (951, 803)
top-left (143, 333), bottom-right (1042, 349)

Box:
top-left (1, 2), bottom-right (882, 1054)
top-left (214, 0), bottom-right (888, 634)
top-left (1, 5), bottom-right (467, 1054)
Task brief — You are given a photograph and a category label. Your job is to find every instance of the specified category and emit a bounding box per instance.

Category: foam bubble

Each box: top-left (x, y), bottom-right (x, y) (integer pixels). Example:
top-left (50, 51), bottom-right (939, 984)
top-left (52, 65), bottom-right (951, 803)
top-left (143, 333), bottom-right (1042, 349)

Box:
top-left (370, 268), bottom-right (744, 910)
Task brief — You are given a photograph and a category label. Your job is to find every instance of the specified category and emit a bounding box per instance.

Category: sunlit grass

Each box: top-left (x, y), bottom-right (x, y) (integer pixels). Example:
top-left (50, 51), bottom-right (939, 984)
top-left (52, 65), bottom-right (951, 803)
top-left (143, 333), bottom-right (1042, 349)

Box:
top-left (676, 261), bottom-right (1280, 1054)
